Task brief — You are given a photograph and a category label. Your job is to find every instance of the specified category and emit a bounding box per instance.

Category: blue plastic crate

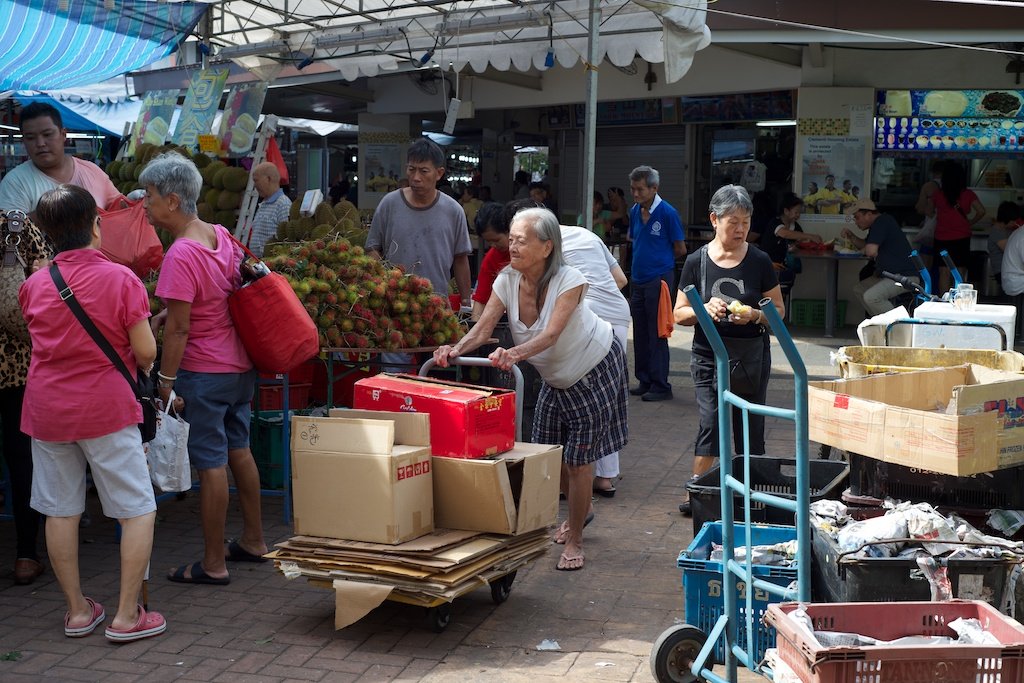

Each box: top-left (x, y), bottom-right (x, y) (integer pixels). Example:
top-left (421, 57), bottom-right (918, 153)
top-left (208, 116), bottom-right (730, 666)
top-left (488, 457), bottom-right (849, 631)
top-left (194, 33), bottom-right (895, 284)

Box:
top-left (677, 521), bottom-right (798, 665)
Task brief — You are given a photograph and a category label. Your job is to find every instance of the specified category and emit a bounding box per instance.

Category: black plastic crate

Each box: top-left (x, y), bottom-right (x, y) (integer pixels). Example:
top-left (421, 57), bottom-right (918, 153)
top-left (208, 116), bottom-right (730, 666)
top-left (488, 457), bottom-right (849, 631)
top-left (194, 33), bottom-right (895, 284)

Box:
top-left (687, 456), bottom-right (849, 533)
top-left (810, 523), bottom-right (1016, 613)
top-left (848, 452), bottom-right (1024, 509)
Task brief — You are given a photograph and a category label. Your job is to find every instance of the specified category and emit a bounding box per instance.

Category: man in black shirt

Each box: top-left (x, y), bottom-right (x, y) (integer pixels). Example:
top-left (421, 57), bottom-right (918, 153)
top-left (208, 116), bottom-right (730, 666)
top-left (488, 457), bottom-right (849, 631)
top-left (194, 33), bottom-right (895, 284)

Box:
top-left (841, 198), bottom-right (919, 316)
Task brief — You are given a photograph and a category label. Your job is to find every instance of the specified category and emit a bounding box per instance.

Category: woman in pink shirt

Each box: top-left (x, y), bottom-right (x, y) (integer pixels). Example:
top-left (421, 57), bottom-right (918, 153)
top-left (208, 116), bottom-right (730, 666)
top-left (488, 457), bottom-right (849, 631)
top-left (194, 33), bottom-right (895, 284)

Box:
top-left (141, 153), bottom-right (267, 586)
top-left (20, 184), bottom-right (165, 642)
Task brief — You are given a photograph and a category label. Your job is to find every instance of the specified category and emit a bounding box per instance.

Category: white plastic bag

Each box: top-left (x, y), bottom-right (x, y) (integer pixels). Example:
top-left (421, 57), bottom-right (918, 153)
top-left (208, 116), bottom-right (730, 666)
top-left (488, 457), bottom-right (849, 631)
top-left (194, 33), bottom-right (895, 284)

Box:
top-left (147, 392), bottom-right (191, 492)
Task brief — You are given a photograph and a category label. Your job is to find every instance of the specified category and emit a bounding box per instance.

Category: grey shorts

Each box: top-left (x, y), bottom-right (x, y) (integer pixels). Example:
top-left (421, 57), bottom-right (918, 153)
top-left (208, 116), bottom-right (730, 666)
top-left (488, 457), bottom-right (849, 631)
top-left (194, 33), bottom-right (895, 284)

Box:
top-left (176, 369), bottom-right (256, 470)
top-left (31, 425), bottom-right (156, 519)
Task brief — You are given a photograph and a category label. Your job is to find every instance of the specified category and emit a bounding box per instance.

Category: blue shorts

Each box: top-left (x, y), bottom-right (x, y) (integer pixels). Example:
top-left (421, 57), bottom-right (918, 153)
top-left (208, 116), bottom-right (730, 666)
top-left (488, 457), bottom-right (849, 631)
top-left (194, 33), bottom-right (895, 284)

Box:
top-left (176, 369), bottom-right (256, 470)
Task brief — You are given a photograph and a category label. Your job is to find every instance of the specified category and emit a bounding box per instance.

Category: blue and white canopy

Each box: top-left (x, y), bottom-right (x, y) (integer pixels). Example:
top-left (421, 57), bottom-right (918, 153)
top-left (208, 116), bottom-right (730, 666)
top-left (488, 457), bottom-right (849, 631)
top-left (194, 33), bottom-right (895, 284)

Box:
top-left (0, 0), bottom-right (207, 91)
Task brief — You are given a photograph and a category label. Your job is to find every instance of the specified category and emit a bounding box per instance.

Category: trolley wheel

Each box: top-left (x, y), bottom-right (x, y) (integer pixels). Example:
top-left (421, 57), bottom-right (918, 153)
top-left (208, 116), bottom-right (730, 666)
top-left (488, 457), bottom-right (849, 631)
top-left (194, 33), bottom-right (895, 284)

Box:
top-left (490, 571), bottom-right (517, 604)
top-left (426, 603), bottom-right (452, 632)
top-left (650, 624), bottom-right (710, 683)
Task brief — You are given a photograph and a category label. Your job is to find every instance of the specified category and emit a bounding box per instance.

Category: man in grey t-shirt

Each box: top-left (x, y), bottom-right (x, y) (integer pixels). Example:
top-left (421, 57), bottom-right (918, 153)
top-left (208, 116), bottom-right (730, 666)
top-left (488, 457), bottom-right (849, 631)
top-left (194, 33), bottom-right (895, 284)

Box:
top-left (367, 138), bottom-right (472, 304)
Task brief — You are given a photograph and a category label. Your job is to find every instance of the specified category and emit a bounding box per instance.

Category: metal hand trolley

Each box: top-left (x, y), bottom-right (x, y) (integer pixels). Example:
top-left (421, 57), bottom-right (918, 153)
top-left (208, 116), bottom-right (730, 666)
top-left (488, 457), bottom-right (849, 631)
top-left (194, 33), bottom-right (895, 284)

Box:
top-left (650, 288), bottom-right (811, 683)
top-left (303, 356), bottom-right (530, 633)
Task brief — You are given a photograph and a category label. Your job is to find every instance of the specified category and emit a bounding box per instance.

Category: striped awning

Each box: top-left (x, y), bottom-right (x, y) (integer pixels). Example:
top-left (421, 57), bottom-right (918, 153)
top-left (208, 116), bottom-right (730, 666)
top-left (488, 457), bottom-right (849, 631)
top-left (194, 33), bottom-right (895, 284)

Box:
top-left (0, 1), bottom-right (207, 91)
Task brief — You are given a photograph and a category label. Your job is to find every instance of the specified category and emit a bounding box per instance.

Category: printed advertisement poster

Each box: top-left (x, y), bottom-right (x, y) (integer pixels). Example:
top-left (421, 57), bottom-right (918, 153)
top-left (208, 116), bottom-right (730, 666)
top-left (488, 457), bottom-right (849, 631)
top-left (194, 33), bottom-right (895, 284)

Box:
top-left (128, 89), bottom-right (178, 158)
top-left (172, 67), bottom-right (229, 149)
top-left (799, 136), bottom-right (868, 214)
top-left (362, 143), bottom-right (401, 193)
top-left (218, 82), bottom-right (268, 157)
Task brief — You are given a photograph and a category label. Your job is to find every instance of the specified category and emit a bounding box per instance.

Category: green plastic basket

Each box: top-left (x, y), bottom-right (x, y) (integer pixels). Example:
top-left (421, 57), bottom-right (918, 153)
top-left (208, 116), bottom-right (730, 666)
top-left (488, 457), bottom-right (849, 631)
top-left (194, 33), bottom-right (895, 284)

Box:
top-left (251, 411), bottom-right (287, 490)
top-left (790, 298), bottom-right (847, 328)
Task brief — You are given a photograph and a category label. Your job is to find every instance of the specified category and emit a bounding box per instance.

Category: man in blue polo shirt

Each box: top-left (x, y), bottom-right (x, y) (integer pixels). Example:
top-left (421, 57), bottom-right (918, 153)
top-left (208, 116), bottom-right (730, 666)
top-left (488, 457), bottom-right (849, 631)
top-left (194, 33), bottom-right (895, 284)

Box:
top-left (628, 165), bottom-right (686, 401)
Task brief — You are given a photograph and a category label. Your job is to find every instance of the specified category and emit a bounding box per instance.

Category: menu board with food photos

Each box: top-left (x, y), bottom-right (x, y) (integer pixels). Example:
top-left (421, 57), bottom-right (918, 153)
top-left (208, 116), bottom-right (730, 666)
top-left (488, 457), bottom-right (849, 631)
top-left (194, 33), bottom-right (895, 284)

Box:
top-left (875, 89), bottom-right (1024, 152)
top-left (878, 89), bottom-right (1024, 119)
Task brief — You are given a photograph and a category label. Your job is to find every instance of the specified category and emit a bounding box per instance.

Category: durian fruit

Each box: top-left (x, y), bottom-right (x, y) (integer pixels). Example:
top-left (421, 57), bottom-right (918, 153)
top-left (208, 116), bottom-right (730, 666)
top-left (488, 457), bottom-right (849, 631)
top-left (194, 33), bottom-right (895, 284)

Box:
top-left (222, 167), bottom-right (249, 193)
top-left (212, 167), bottom-right (229, 190)
top-left (311, 224), bottom-right (333, 239)
top-left (334, 199), bottom-right (358, 223)
top-left (194, 153), bottom-right (212, 169)
top-left (289, 200), bottom-right (302, 220)
top-left (201, 160), bottom-right (226, 186)
top-left (217, 191), bottom-right (241, 211)
top-left (197, 202), bottom-right (215, 223)
top-left (107, 160), bottom-right (123, 181)
top-left (276, 220), bottom-right (289, 241)
top-left (205, 188), bottom-right (221, 208)
top-left (214, 210), bottom-right (237, 227)
top-left (313, 201), bottom-right (335, 226)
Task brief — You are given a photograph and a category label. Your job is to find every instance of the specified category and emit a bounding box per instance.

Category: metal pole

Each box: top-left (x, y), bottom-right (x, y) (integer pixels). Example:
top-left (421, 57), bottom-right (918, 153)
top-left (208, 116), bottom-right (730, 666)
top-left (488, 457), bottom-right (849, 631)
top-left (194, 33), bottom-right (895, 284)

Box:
top-left (581, 0), bottom-right (600, 232)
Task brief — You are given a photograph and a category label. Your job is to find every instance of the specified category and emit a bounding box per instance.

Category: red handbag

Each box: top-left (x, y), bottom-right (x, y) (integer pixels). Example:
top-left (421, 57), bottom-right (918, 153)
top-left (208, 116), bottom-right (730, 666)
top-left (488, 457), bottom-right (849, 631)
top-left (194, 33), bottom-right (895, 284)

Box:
top-left (98, 196), bottom-right (164, 277)
top-left (227, 235), bottom-right (318, 374)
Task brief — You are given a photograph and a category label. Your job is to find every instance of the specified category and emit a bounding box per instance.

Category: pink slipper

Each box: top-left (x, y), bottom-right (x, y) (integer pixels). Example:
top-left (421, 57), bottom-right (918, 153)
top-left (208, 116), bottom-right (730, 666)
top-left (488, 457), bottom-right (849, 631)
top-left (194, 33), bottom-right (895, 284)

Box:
top-left (104, 605), bottom-right (167, 643)
top-left (64, 597), bottom-right (105, 637)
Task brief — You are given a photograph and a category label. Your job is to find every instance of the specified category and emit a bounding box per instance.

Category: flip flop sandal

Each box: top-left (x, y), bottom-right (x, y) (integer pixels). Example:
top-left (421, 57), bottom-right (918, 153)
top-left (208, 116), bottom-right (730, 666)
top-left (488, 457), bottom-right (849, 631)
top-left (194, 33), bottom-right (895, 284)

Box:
top-left (226, 539), bottom-right (268, 563)
top-left (593, 486), bottom-right (616, 498)
top-left (167, 561), bottom-right (230, 585)
top-left (105, 605), bottom-right (167, 643)
top-left (556, 551), bottom-right (585, 571)
top-left (65, 597), bottom-right (105, 638)
top-left (553, 511), bottom-right (595, 544)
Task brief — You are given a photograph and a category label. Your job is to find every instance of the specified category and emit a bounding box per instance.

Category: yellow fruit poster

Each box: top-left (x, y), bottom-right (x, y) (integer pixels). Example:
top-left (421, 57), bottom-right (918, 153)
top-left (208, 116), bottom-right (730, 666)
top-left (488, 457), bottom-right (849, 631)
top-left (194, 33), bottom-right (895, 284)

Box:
top-left (217, 82), bottom-right (268, 157)
top-left (127, 89), bottom-right (179, 158)
top-left (172, 67), bottom-right (229, 149)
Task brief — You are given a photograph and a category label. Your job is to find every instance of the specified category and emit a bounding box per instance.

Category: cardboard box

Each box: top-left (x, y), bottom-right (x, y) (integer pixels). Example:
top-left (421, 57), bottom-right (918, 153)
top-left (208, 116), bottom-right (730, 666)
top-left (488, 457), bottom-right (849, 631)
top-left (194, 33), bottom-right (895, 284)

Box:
top-left (291, 411), bottom-right (433, 544)
top-left (809, 364), bottom-right (1024, 476)
top-left (353, 373), bottom-right (515, 458)
top-left (432, 442), bottom-right (562, 535)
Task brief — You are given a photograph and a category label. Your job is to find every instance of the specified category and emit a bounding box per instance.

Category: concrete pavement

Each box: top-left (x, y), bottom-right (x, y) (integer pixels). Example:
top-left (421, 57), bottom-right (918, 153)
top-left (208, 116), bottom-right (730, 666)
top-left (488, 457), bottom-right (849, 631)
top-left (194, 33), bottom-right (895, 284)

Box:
top-left (0, 324), bottom-right (859, 683)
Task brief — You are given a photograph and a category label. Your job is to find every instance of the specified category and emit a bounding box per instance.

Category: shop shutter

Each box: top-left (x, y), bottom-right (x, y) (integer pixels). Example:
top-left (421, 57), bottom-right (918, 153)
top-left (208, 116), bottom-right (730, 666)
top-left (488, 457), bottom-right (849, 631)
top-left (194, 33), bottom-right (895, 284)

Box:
top-left (560, 125), bottom-right (688, 221)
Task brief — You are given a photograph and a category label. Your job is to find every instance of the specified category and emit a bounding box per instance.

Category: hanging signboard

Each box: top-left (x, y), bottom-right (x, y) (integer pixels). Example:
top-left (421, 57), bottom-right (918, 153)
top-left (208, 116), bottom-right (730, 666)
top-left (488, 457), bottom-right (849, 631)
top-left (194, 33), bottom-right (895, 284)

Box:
top-left (217, 82), bottom-right (269, 157)
top-left (877, 89), bottom-right (1024, 119)
top-left (799, 136), bottom-right (869, 217)
top-left (127, 89), bottom-right (178, 158)
top-left (172, 67), bottom-right (229, 149)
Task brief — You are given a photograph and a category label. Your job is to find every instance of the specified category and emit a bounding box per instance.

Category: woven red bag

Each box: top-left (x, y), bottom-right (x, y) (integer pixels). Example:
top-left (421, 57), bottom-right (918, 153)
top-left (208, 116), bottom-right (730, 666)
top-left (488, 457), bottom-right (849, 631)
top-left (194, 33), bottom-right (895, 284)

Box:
top-left (227, 236), bottom-right (318, 374)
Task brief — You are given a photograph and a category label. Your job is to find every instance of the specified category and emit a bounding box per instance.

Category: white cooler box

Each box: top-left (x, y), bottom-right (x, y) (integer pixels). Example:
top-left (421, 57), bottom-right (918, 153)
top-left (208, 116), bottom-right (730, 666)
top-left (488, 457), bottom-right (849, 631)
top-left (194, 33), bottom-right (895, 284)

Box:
top-left (911, 302), bottom-right (1016, 350)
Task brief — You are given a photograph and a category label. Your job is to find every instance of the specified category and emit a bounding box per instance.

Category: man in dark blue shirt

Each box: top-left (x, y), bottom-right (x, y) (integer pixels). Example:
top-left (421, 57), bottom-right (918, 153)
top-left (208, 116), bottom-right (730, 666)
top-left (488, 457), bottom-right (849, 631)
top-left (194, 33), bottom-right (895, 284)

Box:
top-left (842, 198), bottom-right (919, 316)
top-left (628, 166), bottom-right (686, 401)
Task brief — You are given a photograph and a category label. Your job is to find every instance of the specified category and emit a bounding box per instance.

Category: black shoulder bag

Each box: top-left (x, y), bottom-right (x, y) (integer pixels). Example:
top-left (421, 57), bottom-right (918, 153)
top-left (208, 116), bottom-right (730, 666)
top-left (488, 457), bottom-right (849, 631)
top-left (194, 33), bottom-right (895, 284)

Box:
top-left (49, 263), bottom-right (158, 442)
top-left (699, 245), bottom-right (766, 397)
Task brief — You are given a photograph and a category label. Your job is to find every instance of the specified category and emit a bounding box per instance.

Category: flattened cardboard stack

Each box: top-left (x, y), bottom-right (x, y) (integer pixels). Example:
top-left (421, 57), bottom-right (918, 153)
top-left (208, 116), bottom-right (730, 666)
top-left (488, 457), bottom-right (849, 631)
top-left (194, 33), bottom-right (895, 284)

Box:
top-left (268, 527), bottom-right (550, 628)
top-left (278, 409), bottom-right (562, 628)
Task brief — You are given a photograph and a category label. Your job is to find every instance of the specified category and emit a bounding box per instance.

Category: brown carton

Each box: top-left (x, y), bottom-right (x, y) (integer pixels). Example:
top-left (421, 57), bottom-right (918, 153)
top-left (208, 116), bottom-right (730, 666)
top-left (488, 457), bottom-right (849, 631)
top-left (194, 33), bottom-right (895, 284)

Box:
top-left (431, 442), bottom-right (562, 535)
top-left (291, 411), bottom-right (433, 544)
top-left (810, 364), bottom-right (1024, 476)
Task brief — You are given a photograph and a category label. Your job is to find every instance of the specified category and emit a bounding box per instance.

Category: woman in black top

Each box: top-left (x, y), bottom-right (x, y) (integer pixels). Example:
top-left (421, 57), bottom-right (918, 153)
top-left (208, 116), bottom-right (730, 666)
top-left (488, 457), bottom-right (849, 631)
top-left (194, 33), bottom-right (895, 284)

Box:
top-left (673, 184), bottom-right (784, 515)
top-left (762, 192), bottom-right (823, 288)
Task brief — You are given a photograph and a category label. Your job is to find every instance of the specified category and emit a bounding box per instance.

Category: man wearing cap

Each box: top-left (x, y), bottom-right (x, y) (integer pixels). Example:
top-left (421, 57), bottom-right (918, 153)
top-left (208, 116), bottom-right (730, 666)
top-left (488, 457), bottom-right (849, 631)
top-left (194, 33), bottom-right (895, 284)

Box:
top-left (841, 198), bottom-right (919, 316)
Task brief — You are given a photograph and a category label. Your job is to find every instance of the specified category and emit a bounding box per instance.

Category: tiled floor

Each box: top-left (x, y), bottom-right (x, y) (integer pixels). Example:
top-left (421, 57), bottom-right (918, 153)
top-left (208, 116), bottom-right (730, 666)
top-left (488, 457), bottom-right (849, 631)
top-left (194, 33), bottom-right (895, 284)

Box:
top-left (0, 325), bottom-right (854, 682)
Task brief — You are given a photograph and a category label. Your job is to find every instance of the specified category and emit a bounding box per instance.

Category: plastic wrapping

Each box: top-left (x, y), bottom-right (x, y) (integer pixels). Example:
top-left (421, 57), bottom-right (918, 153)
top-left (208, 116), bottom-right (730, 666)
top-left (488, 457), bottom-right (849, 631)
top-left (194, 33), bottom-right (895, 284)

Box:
top-left (837, 514), bottom-right (909, 557)
top-left (709, 540), bottom-right (798, 566)
top-left (916, 555), bottom-right (953, 601)
top-left (949, 617), bottom-right (1000, 645)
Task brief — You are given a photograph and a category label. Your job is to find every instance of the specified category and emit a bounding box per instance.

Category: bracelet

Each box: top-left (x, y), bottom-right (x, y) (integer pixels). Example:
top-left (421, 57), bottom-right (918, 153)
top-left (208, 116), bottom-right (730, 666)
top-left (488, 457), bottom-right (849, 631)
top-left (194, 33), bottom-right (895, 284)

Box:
top-left (157, 371), bottom-right (177, 382)
top-left (158, 379), bottom-right (174, 389)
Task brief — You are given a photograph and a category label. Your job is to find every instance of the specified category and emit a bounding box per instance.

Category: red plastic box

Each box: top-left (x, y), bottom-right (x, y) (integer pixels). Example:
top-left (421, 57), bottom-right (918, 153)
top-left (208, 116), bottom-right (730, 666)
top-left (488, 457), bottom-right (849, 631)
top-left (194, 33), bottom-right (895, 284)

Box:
top-left (255, 383), bottom-right (311, 411)
top-left (765, 600), bottom-right (1024, 683)
top-left (352, 373), bottom-right (515, 458)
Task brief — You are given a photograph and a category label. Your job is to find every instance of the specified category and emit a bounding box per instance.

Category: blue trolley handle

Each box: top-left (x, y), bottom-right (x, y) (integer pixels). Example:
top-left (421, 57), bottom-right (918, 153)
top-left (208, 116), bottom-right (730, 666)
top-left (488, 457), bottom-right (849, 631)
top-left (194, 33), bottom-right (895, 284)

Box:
top-left (418, 357), bottom-right (524, 441)
top-left (939, 249), bottom-right (964, 287)
top-left (909, 250), bottom-right (931, 295)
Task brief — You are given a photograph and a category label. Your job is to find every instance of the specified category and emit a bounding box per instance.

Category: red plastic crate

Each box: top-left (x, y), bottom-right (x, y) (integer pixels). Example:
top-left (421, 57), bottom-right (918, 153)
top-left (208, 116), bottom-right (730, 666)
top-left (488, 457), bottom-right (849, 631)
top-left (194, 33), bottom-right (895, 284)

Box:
top-left (256, 383), bottom-right (311, 411)
top-left (259, 361), bottom-right (315, 385)
top-left (765, 600), bottom-right (1024, 683)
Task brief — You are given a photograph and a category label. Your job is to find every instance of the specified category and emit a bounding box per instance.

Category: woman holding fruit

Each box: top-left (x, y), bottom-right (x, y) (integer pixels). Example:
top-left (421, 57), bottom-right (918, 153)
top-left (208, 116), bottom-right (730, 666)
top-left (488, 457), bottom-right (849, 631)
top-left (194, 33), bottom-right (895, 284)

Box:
top-left (673, 184), bottom-right (783, 516)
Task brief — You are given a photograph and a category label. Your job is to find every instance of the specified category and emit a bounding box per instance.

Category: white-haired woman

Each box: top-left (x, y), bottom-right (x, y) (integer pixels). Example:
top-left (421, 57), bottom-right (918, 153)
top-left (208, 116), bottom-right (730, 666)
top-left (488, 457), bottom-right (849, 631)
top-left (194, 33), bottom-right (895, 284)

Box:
top-left (434, 208), bottom-right (628, 572)
top-left (140, 153), bottom-right (267, 585)
top-left (674, 185), bottom-right (784, 515)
